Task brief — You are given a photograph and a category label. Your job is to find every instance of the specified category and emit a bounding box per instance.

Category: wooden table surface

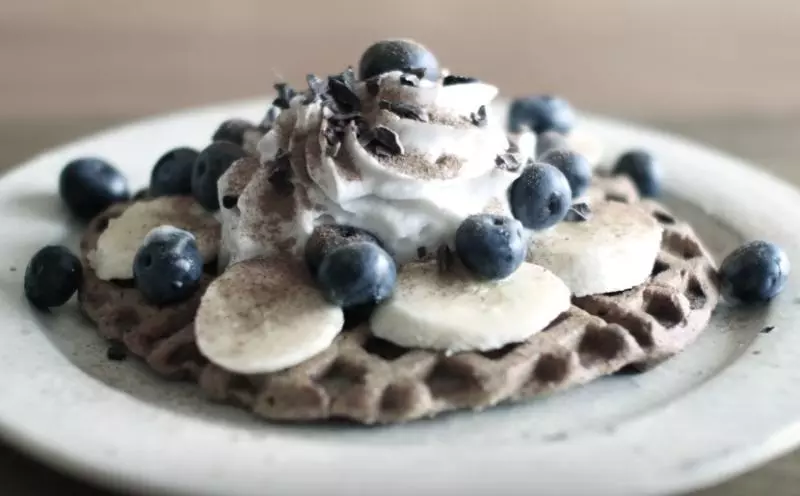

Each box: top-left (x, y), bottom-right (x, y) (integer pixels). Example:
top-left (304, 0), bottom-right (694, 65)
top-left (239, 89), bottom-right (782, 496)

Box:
top-left (3, 0), bottom-right (800, 494)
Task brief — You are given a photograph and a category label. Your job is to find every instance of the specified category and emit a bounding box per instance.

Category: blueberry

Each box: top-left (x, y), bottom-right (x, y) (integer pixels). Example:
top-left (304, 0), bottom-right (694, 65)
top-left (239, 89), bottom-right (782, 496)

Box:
top-left (24, 245), bottom-right (83, 310)
top-left (59, 158), bottom-right (130, 220)
top-left (357, 39), bottom-right (439, 81)
top-left (316, 242), bottom-right (397, 308)
top-left (508, 163), bottom-right (573, 230)
top-left (509, 96), bottom-right (576, 134)
top-left (719, 240), bottom-right (790, 304)
top-left (539, 149), bottom-right (591, 198)
top-left (212, 118), bottom-right (259, 147)
top-left (133, 226), bottom-right (203, 305)
top-left (612, 150), bottom-right (661, 198)
top-left (191, 142), bottom-right (247, 211)
top-left (455, 214), bottom-right (525, 280)
top-left (150, 147), bottom-right (199, 197)
top-left (535, 131), bottom-right (568, 158)
top-left (304, 224), bottom-right (383, 277)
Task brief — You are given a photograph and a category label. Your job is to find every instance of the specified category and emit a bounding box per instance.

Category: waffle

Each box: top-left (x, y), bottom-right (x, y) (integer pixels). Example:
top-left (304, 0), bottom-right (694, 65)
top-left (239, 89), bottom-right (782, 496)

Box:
top-left (78, 177), bottom-right (720, 424)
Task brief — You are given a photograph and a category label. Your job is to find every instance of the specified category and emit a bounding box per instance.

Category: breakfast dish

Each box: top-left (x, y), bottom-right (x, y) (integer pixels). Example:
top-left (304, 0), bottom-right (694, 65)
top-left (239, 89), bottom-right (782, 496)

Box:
top-left (23, 39), bottom-right (789, 425)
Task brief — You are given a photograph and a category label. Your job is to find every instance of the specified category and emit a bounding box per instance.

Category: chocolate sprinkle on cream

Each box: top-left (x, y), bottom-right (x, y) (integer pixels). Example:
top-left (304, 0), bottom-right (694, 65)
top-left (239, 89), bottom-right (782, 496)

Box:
top-left (273, 83), bottom-right (297, 109)
top-left (401, 67), bottom-right (427, 80)
top-left (328, 78), bottom-right (361, 112)
top-left (379, 100), bottom-right (429, 122)
top-left (564, 202), bottom-right (592, 222)
top-left (365, 77), bottom-right (381, 97)
top-left (221, 195), bottom-right (239, 210)
top-left (268, 152), bottom-right (294, 195)
top-left (372, 126), bottom-right (404, 156)
top-left (470, 105), bottom-right (488, 127)
top-left (443, 75), bottom-right (479, 85)
top-left (304, 74), bottom-right (328, 104)
top-left (437, 245), bottom-right (456, 273)
top-left (495, 153), bottom-right (521, 172)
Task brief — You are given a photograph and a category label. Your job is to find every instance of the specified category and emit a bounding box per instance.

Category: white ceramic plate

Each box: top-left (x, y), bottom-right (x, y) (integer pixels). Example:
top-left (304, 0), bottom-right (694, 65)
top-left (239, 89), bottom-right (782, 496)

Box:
top-left (1, 98), bottom-right (799, 496)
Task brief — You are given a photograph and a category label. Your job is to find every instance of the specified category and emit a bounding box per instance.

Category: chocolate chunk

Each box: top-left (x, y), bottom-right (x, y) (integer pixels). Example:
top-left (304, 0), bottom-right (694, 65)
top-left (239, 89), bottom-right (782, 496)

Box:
top-left (379, 100), bottom-right (429, 122)
top-left (399, 74), bottom-right (419, 87)
top-left (273, 83), bottom-right (297, 109)
top-left (221, 195), bottom-right (238, 210)
top-left (470, 105), bottom-right (487, 127)
top-left (564, 203), bottom-right (592, 222)
top-left (268, 152), bottom-right (294, 195)
top-left (495, 153), bottom-right (521, 172)
top-left (400, 67), bottom-right (427, 80)
top-left (106, 342), bottom-right (127, 361)
top-left (372, 126), bottom-right (404, 155)
top-left (436, 245), bottom-right (456, 273)
top-left (443, 75), bottom-right (479, 85)
top-left (304, 74), bottom-right (328, 104)
top-left (365, 77), bottom-right (381, 97)
top-left (328, 79), bottom-right (361, 113)
top-left (761, 325), bottom-right (775, 334)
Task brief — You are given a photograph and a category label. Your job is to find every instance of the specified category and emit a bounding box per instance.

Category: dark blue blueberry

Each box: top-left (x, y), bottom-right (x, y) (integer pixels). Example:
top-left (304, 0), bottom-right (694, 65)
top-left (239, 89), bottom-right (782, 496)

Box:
top-left (191, 141), bottom-right (247, 211)
top-left (24, 245), bottom-right (82, 310)
top-left (304, 224), bottom-right (383, 277)
top-left (719, 240), bottom-right (790, 304)
top-left (535, 131), bottom-right (567, 158)
top-left (212, 118), bottom-right (259, 147)
top-left (59, 158), bottom-right (130, 220)
top-left (133, 227), bottom-right (203, 305)
top-left (612, 150), bottom-right (661, 198)
top-left (316, 241), bottom-right (397, 308)
top-left (150, 147), bottom-right (199, 197)
top-left (357, 39), bottom-right (439, 81)
top-left (539, 149), bottom-right (592, 199)
top-left (508, 163), bottom-right (573, 230)
top-left (455, 214), bottom-right (525, 280)
top-left (508, 96), bottom-right (576, 134)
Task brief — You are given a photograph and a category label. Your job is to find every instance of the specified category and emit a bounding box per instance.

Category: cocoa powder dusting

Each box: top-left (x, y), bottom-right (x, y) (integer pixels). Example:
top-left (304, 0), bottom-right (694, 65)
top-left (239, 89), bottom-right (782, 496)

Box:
top-left (379, 151), bottom-right (464, 180)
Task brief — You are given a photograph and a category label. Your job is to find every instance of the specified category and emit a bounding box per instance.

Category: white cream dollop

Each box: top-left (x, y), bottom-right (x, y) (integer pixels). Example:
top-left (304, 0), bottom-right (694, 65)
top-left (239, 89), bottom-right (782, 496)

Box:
top-left (223, 71), bottom-right (522, 265)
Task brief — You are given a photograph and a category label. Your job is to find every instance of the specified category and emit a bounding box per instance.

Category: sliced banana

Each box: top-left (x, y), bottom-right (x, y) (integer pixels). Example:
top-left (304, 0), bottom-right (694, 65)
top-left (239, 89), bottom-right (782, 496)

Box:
top-left (88, 196), bottom-right (220, 281)
top-left (195, 258), bottom-right (344, 374)
top-left (370, 261), bottom-right (571, 353)
top-left (566, 127), bottom-right (604, 169)
top-left (527, 201), bottom-right (662, 296)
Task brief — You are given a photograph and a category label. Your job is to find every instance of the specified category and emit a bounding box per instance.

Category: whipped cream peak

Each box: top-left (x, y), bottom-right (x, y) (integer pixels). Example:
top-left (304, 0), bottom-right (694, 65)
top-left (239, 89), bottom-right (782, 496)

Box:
top-left (225, 67), bottom-right (523, 265)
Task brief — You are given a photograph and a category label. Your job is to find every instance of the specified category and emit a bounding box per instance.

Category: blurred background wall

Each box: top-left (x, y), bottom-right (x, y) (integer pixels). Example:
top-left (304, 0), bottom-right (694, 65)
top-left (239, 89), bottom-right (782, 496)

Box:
top-left (2, 0), bottom-right (800, 121)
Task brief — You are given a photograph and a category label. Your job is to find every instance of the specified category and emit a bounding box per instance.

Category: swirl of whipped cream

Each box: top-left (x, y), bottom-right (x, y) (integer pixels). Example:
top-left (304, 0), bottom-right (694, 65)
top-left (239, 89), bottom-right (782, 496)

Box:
top-left (221, 70), bottom-right (527, 266)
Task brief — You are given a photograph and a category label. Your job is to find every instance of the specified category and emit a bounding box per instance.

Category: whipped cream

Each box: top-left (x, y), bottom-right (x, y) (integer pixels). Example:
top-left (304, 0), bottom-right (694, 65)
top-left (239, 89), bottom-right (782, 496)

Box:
top-left (221, 70), bottom-right (523, 266)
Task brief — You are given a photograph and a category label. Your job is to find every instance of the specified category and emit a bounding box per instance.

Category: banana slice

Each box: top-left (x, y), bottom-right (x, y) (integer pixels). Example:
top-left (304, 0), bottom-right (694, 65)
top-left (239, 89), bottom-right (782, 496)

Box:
top-left (370, 261), bottom-right (570, 353)
top-left (527, 201), bottom-right (662, 296)
top-left (566, 127), bottom-right (604, 169)
top-left (88, 196), bottom-right (219, 281)
top-left (195, 258), bottom-right (344, 374)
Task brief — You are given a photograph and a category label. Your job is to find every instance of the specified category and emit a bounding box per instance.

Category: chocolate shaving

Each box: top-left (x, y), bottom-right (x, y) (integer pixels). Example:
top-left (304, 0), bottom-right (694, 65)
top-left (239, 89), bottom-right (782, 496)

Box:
top-left (273, 83), bottom-right (297, 109)
top-left (437, 245), bottom-right (456, 274)
top-left (400, 67), bottom-right (427, 80)
top-left (268, 151), bottom-right (294, 195)
top-left (470, 105), bottom-right (487, 127)
top-left (495, 153), bottom-right (522, 172)
top-left (443, 75), bottom-right (479, 85)
top-left (304, 74), bottom-right (328, 103)
top-left (365, 77), bottom-right (381, 97)
top-left (221, 195), bottom-right (239, 210)
top-left (564, 202), bottom-right (592, 222)
top-left (399, 73), bottom-right (419, 87)
top-left (379, 100), bottom-right (429, 122)
top-left (373, 126), bottom-right (404, 155)
top-left (322, 68), bottom-right (360, 113)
